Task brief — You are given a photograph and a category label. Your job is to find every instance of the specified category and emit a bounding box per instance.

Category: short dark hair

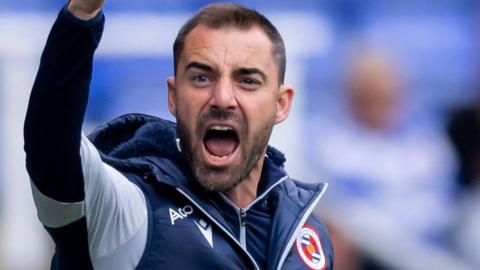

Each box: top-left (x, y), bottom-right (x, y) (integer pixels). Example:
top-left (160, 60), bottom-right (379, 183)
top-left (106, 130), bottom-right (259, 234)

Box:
top-left (173, 3), bottom-right (286, 84)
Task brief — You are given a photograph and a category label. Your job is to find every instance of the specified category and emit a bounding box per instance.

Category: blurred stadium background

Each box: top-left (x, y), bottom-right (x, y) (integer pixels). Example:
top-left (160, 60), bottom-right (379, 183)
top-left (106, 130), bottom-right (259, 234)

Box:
top-left (1, 0), bottom-right (479, 269)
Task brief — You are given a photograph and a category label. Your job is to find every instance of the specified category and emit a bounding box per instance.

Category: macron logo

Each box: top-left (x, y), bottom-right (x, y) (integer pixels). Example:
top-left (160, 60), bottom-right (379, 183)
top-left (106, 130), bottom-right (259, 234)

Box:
top-left (169, 205), bottom-right (193, 225)
top-left (194, 218), bottom-right (213, 248)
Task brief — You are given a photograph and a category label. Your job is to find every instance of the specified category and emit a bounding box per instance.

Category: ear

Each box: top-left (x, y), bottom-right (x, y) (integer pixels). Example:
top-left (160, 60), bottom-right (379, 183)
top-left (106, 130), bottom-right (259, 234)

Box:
top-left (275, 85), bottom-right (294, 124)
top-left (167, 76), bottom-right (177, 117)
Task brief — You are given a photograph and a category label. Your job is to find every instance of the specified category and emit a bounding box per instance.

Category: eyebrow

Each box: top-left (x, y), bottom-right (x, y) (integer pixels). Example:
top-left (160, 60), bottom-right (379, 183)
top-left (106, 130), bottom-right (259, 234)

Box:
top-left (184, 61), bottom-right (213, 73)
top-left (184, 61), bottom-right (267, 82)
top-left (233, 67), bottom-right (267, 82)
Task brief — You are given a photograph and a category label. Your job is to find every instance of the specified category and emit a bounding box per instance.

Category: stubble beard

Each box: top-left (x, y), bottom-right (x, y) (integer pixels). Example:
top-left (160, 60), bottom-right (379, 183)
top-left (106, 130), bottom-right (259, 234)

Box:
top-left (177, 110), bottom-right (275, 192)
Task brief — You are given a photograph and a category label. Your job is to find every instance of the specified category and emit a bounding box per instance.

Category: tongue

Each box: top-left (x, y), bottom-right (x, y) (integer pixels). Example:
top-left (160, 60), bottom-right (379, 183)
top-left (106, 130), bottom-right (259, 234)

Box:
top-left (204, 137), bottom-right (237, 157)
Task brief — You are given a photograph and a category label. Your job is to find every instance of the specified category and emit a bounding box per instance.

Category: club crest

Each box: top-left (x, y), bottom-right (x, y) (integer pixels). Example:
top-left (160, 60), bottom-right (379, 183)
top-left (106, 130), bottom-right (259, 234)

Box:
top-left (295, 224), bottom-right (326, 269)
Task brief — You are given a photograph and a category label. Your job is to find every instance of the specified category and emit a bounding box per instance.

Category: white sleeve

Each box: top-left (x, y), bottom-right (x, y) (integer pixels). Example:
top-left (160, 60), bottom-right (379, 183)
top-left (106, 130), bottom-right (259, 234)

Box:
top-left (31, 133), bottom-right (148, 270)
top-left (80, 133), bottom-right (148, 269)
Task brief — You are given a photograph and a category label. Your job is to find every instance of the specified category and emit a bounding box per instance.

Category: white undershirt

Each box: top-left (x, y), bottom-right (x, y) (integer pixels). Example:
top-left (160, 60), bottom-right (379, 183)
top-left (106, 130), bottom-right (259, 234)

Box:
top-left (31, 134), bottom-right (148, 270)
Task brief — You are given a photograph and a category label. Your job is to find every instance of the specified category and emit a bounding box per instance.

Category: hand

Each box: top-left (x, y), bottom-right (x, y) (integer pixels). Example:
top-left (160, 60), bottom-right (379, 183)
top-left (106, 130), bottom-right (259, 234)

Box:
top-left (67, 0), bottom-right (105, 20)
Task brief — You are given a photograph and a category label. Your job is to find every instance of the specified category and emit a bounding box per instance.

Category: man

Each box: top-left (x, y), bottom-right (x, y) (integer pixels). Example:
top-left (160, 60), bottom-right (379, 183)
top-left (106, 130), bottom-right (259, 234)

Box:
top-left (24, 0), bottom-right (333, 269)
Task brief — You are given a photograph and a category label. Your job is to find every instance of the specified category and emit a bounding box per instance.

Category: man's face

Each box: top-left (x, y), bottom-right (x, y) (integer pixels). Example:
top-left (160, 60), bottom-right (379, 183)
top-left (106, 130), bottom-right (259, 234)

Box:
top-left (168, 25), bottom-right (293, 192)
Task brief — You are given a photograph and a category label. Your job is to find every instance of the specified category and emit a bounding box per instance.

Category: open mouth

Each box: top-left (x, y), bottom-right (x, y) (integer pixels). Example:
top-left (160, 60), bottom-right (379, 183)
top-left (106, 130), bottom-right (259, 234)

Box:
top-left (203, 125), bottom-right (239, 162)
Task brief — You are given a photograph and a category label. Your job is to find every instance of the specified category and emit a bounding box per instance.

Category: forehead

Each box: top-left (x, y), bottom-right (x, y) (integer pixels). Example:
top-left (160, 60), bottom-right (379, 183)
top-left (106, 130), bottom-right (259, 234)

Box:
top-left (180, 25), bottom-right (276, 71)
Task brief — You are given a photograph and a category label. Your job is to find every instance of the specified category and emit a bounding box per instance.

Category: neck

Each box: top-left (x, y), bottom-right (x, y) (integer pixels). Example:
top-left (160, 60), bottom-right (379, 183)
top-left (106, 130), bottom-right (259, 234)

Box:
top-left (222, 154), bottom-right (266, 208)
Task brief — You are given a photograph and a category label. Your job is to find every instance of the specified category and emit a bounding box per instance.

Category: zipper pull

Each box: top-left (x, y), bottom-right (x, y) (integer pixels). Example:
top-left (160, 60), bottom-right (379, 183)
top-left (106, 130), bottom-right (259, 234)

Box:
top-left (240, 208), bottom-right (246, 226)
top-left (239, 208), bottom-right (247, 248)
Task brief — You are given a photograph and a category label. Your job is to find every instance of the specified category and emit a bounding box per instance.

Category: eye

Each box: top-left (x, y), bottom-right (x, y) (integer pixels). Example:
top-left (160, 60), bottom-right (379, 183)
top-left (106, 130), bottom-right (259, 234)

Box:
top-left (239, 77), bottom-right (262, 90)
top-left (192, 74), bottom-right (212, 87)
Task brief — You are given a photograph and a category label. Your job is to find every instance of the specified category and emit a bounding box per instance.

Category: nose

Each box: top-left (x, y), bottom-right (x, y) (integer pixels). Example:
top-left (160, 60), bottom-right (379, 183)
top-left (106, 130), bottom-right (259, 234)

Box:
top-left (209, 78), bottom-right (237, 110)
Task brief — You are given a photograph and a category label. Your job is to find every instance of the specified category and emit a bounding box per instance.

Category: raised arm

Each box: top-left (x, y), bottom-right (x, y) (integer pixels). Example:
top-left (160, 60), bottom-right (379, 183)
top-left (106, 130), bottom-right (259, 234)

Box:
top-left (24, 2), bottom-right (148, 269)
top-left (24, 0), bottom-right (105, 203)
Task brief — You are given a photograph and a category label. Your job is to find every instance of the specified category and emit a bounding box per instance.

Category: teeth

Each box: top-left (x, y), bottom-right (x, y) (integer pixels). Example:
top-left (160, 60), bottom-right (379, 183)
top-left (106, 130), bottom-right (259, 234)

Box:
top-left (209, 125), bottom-right (232, 131)
top-left (209, 154), bottom-right (229, 161)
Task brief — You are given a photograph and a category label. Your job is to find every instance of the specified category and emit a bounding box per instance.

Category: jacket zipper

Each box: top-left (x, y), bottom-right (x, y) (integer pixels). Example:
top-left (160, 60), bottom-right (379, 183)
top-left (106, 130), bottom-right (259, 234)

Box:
top-left (239, 208), bottom-right (247, 248)
top-left (175, 188), bottom-right (260, 270)
top-left (220, 174), bottom-right (289, 249)
top-left (275, 183), bottom-right (329, 270)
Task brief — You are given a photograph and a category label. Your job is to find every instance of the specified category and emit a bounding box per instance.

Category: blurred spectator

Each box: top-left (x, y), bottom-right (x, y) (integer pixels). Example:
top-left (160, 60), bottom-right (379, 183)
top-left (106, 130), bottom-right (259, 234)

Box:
top-left (312, 51), bottom-right (465, 270)
top-left (447, 97), bottom-right (480, 268)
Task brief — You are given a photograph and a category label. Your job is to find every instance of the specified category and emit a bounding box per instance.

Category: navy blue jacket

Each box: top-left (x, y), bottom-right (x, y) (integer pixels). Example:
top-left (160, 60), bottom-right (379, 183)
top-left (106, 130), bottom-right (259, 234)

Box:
top-left (87, 113), bottom-right (334, 270)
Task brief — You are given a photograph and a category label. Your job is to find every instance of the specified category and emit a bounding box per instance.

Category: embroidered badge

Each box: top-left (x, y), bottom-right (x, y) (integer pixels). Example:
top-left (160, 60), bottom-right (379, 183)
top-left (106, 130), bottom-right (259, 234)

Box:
top-left (295, 224), bottom-right (326, 270)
